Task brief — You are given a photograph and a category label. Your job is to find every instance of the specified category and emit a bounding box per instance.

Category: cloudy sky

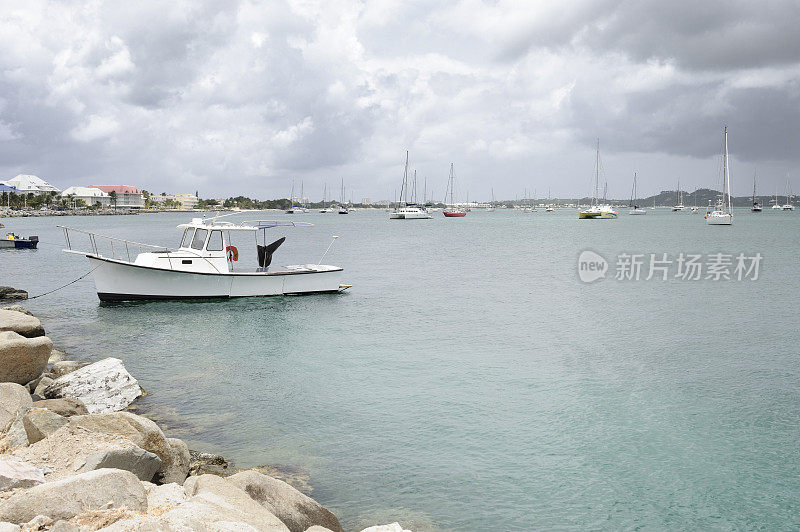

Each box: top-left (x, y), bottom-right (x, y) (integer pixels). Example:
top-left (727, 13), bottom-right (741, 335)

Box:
top-left (1, 0), bottom-right (799, 201)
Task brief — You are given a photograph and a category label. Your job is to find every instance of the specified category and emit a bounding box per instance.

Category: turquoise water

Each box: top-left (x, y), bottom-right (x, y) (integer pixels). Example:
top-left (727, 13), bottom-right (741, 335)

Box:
top-left (2, 209), bottom-right (799, 530)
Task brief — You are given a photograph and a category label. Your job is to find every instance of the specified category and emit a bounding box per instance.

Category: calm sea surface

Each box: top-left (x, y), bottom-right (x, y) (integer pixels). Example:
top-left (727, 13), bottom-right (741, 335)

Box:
top-left (1, 208), bottom-right (798, 530)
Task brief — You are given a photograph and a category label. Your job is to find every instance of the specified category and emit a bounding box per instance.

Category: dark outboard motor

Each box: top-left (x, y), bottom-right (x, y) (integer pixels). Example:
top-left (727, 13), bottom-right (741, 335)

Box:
top-left (257, 237), bottom-right (285, 268)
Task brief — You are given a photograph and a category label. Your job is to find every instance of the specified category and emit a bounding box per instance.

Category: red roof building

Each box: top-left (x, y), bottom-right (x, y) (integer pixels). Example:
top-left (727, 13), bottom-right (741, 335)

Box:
top-left (88, 185), bottom-right (141, 194)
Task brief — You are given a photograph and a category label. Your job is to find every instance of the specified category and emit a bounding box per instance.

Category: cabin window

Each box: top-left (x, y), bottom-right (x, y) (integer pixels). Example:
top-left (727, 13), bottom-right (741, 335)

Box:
top-left (180, 228), bottom-right (194, 248)
top-left (206, 230), bottom-right (223, 251)
top-left (190, 229), bottom-right (208, 250)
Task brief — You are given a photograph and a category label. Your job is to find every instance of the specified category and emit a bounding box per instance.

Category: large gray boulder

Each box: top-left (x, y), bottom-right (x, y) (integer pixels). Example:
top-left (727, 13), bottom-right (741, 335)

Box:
top-left (159, 438), bottom-right (190, 485)
top-left (68, 412), bottom-right (174, 483)
top-left (0, 468), bottom-right (147, 523)
top-left (49, 361), bottom-right (86, 379)
top-left (0, 459), bottom-right (44, 491)
top-left (227, 470), bottom-right (343, 532)
top-left (30, 398), bottom-right (88, 417)
top-left (0, 310), bottom-right (43, 338)
top-left (178, 474), bottom-right (289, 531)
top-left (81, 445), bottom-right (162, 481)
top-left (22, 408), bottom-right (67, 443)
top-left (0, 384), bottom-right (32, 450)
top-left (41, 358), bottom-right (142, 414)
top-left (0, 288), bottom-right (27, 301)
top-left (0, 306), bottom-right (31, 316)
top-left (0, 332), bottom-right (52, 385)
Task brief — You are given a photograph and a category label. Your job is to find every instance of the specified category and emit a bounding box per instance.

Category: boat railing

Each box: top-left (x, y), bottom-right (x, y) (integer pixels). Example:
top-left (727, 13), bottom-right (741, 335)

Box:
top-left (58, 226), bottom-right (168, 263)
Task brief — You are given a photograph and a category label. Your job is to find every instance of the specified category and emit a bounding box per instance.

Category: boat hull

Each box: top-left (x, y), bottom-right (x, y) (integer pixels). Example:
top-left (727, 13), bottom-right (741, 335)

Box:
top-left (442, 211), bottom-right (466, 217)
top-left (87, 256), bottom-right (344, 301)
top-left (706, 212), bottom-right (732, 225)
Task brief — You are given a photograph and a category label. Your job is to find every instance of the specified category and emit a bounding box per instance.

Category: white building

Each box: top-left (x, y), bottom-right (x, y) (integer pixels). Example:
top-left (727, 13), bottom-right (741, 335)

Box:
top-left (0, 174), bottom-right (61, 194)
top-left (88, 185), bottom-right (144, 209)
top-left (150, 193), bottom-right (199, 210)
top-left (61, 186), bottom-right (111, 208)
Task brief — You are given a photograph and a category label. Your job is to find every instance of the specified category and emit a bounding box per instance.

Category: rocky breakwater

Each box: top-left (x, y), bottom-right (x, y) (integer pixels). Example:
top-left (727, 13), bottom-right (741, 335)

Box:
top-left (0, 306), bottom-right (411, 532)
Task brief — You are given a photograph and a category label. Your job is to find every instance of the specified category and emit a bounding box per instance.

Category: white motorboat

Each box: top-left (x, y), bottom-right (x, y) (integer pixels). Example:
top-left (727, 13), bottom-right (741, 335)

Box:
top-left (706, 126), bottom-right (733, 226)
top-left (59, 217), bottom-right (347, 301)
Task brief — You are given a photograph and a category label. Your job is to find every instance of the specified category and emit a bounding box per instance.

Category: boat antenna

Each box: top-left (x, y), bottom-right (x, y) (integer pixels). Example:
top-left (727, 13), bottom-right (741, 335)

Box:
top-left (318, 235), bottom-right (339, 265)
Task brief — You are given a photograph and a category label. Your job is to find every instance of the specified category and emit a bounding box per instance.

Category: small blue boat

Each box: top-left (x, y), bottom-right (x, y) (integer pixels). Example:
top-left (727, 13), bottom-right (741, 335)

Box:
top-left (1, 232), bottom-right (39, 249)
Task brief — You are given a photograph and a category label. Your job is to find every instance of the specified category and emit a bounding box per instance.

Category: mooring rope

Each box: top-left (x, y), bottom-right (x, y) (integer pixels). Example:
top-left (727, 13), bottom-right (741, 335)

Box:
top-left (27, 263), bottom-right (102, 300)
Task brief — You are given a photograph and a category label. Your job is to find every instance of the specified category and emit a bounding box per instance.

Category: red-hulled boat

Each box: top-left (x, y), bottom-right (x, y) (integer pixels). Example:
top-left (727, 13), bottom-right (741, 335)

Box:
top-left (442, 163), bottom-right (467, 217)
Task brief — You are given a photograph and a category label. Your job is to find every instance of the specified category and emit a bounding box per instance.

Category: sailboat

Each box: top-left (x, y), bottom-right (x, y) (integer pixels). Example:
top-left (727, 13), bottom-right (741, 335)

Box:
top-left (672, 180), bottom-right (686, 211)
top-left (751, 172), bottom-right (762, 212)
top-left (487, 188), bottom-right (495, 212)
top-left (781, 175), bottom-right (794, 210)
top-left (691, 189), bottom-right (699, 213)
top-left (706, 126), bottom-right (733, 225)
top-left (546, 188), bottom-right (555, 212)
top-left (319, 183), bottom-right (333, 213)
top-left (578, 139), bottom-right (618, 219)
top-left (628, 172), bottom-right (646, 215)
top-left (338, 179), bottom-right (349, 214)
top-left (443, 163), bottom-right (466, 217)
top-left (389, 151), bottom-right (431, 219)
top-left (286, 180), bottom-right (307, 214)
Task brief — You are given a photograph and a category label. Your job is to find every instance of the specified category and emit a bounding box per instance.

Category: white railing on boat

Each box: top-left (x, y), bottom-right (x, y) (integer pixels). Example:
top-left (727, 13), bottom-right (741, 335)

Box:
top-left (58, 226), bottom-right (168, 262)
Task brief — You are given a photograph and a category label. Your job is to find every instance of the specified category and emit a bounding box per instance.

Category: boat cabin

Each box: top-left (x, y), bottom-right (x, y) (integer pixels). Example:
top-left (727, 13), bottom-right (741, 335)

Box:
top-left (131, 218), bottom-right (302, 274)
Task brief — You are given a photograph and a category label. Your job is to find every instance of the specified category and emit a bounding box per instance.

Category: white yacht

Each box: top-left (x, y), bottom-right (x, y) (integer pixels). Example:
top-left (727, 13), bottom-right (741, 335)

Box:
top-left (706, 126), bottom-right (733, 226)
top-left (59, 217), bottom-right (347, 301)
top-left (390, 151), bottom-right (432, 219)
top-left (672, 181), bottom-right (686, 211)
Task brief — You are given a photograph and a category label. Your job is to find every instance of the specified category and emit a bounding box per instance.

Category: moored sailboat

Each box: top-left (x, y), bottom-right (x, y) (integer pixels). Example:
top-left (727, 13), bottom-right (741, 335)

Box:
top-left (706, 126), bottom-right (733, 226)
top-left (443, 163), bottom-right (466, 217)
top-left (751, 172), bottom-right (762, 212)
top-left (578, 139), bottom-right (618, 219)
top-left (628, 172), bottom-right (646, 215)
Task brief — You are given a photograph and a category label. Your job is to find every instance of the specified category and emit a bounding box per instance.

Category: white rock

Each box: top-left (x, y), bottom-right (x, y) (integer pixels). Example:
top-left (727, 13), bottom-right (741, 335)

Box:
top-left (41, 358), bottom-right (142, 414)
top-left (0, 522), bottom-right (20, 532)
top-left (0, 460), bottom-right (44, 491)
top-left (360, 524), bottom-right (412, 532)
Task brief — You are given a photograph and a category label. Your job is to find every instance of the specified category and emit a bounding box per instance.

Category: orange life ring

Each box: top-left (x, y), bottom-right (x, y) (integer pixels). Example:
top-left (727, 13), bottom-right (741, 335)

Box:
top-left (225, 246), bottom-right (239, 261)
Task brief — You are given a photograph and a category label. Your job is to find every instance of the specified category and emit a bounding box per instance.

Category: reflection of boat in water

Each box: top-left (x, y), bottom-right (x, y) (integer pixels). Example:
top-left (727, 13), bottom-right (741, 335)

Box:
top-left (59, 216), bottom-right (347, 301)
top-left (1, 232), bottom-right (39, 249)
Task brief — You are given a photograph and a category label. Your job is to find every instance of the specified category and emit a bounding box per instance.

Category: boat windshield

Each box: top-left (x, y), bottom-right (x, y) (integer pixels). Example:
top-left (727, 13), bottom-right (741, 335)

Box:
top-left (190, 229), bottom-right (207, 250)
top-left (181, 228), bottom-right (194, 248)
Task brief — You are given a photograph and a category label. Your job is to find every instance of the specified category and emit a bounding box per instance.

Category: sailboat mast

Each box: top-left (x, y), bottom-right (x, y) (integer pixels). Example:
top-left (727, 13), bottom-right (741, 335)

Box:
top-left (594, 139), bottom-right (600, 207)
top-left (402, 151), bottom-right (409, 206)
top-left (723, 126), bottom-right (732, 214)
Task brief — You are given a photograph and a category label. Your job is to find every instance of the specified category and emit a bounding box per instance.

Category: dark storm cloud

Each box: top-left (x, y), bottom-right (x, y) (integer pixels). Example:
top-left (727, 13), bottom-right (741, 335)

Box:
top-left (0, 0), bottom-right (798, 198)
